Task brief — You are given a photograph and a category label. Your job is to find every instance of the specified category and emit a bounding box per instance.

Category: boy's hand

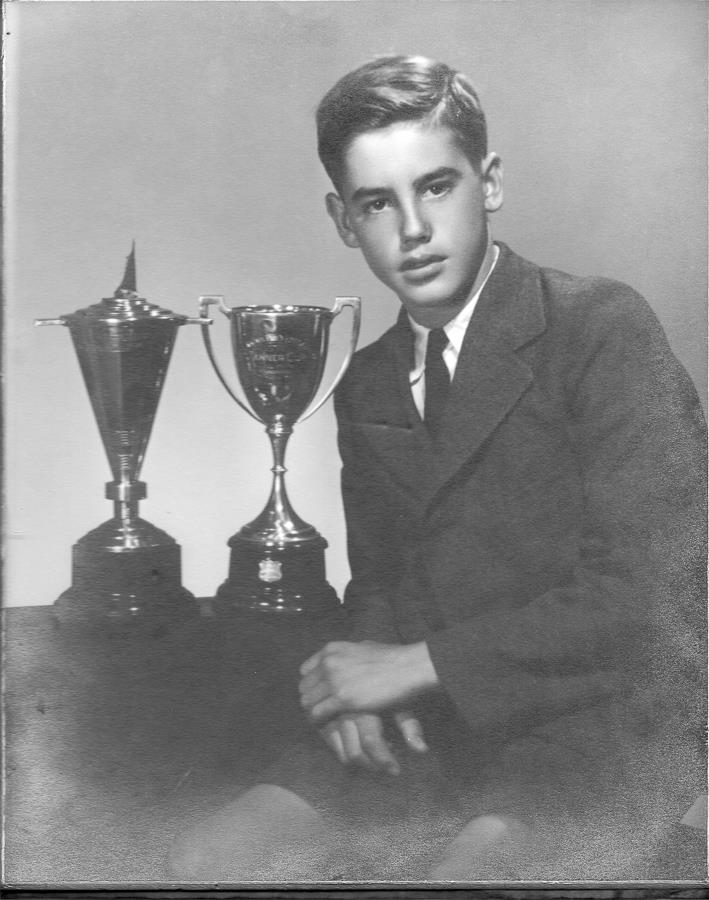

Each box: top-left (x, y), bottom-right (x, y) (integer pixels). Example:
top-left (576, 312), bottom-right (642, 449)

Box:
top-left (319, 710), bottom-right (429, 775)
top-left (299, 640), bottom-right (439, 723)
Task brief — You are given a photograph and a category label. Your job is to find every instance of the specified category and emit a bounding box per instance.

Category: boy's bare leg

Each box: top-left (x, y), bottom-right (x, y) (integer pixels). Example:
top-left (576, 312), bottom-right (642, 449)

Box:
top-left (169, 783), bottom-right (335, 882)
top-left (428, 814), bottom-right (541, 880)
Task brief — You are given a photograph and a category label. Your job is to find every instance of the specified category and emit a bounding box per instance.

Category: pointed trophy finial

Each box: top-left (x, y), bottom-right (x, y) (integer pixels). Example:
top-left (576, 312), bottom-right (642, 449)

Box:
top-left (114, 241), bottom-right (137, 296)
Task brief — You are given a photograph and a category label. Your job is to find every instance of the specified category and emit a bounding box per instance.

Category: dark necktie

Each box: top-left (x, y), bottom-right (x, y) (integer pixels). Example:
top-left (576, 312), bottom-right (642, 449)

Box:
top-left (424, 327), bottom-right (450, 436)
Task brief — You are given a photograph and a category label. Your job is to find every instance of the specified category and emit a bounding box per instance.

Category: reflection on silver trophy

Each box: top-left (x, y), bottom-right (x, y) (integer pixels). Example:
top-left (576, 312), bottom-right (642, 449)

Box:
top-left (199, 295), bottom-right (361, 614)
top-left (35, 246), bottom-right (202, 624)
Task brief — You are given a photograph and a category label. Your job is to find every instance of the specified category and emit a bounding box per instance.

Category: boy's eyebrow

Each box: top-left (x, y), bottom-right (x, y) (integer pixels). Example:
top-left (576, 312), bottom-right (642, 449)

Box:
top-left (349, 166), bottom-right (463, 204)
top-left (413, 166), bottom-right (463, 190)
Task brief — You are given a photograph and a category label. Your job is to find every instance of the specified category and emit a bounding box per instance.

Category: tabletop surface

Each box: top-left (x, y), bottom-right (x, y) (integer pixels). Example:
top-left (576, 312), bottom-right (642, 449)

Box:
top-left (3, 603), bottom-right (706, 891)
top-left (3, 601), bottom-right (345, 887)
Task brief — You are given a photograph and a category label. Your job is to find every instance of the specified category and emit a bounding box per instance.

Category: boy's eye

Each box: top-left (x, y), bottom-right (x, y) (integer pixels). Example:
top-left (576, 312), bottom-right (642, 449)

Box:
top-left (425, 182), bottom-right (451, 198)
top-left (363, 197), bottom-right (390, 213)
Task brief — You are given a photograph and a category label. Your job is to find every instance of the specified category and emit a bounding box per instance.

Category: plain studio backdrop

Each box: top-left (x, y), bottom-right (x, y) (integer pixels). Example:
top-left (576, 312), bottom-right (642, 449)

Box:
top-left (4, 1), bottom-right (706, 610)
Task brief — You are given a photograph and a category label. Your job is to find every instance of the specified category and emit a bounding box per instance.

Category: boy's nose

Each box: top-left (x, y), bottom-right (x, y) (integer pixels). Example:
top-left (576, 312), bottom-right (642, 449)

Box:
top-left (399, 202), bottom-right (431, 248)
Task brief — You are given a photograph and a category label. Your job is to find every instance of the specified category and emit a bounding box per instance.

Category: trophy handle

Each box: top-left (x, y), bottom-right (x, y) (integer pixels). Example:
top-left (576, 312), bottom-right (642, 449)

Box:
top-left (198, 294), bottom-right (261, 422)
top-left (298, 296), bottom-right (361, 424)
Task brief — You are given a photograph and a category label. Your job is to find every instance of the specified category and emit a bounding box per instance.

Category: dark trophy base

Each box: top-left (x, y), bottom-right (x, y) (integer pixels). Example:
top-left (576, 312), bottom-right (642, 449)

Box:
top-left (54, 517), bottom-right (197, 628)
top-left (214, 534), bottom-right (339, 615)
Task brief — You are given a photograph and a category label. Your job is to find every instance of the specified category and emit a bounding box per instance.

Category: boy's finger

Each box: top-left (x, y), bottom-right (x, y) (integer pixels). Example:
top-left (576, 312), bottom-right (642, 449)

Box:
top-left (299, 641), bottom-right (352, 676)
top-left (309, 696), bottom-right (341, 723)
top-left (298, 669), bottom-right (323, 696)
top-left (320, 724), bottom-right (347, 765)
top-left (299, 680), bottom-right (331, 712)
top-left (357, 717), bottom-right (400, 775)
top-left (339, 716), bottom-right (375, 770)
top-left (394, 712), bottom-right (429, 753)
top-left (299, 651), bottom-right (322, 676)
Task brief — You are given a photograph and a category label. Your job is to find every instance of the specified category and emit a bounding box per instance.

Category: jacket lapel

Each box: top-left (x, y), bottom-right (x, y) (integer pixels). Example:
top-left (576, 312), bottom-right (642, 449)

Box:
top-left (428, 244), bottom-right (547, 499)
top-left (352, 245), bottom-right (547, 507)
top-left (352, 312), bottom-right (429, 501)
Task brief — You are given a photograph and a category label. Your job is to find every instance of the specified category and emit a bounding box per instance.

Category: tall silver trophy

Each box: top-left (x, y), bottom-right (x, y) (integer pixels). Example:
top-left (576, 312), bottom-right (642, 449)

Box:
top-left (198, 295), bottom-right (361, 615)
top-left (35, 247), bottom-right (202, 624)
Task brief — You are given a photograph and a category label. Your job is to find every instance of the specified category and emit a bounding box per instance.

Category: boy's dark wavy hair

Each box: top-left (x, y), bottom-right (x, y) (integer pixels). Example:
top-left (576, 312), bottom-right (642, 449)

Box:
top-left (317, 55), bottom-right (488, 191)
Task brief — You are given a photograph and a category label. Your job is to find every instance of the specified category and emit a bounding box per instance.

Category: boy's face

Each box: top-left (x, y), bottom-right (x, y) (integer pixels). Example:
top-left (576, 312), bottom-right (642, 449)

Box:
top-left (326, 122), bottom-right (503, 327)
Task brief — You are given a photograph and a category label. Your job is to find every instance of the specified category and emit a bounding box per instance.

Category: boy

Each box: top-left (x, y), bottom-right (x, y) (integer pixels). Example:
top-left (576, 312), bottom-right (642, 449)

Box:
top-left (171, 55), bottom-right (705, 881)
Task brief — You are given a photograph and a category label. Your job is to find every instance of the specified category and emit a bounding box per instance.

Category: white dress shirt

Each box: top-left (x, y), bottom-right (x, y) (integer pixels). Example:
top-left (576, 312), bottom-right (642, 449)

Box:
top-left (408, 243), bottom-right (499, 417)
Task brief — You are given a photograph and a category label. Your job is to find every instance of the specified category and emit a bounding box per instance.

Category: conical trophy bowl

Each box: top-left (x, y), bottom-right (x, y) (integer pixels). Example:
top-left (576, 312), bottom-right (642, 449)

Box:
top-left (199, 295), bottom-right (361, 615)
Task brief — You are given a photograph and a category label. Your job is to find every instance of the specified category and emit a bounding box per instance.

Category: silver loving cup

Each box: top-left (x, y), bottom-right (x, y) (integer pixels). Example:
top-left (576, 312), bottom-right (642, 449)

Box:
top-left (198, 295), bottom-right (361, 614)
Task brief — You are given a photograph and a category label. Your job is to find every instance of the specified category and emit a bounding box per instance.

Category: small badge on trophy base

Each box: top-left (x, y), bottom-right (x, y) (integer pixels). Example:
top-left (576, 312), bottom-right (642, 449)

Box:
top-left (198, 295), bottom-right (361, 615)
top-left (36, 246), bottom-right (203, 628)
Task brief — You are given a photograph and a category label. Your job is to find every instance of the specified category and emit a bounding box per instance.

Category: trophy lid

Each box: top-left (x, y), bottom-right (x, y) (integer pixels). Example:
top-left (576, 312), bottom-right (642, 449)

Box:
top-left (60, 243), bottom-right (189, 325)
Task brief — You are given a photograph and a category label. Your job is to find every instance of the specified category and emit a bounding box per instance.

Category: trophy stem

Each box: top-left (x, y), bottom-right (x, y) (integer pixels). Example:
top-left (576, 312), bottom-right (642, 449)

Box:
top-left (264, 417), bottom-right (311, 537)
top-left (115, 499), bottom-right (139, 527)
top-left (268, 417), bottom-right (291, 515)
top-left (235, 416), bottom-right (316, 542)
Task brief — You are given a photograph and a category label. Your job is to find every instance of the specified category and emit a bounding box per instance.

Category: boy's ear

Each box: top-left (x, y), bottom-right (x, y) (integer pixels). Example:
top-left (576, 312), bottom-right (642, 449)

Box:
top-left (326, 193), bottom-right (360, 248)
top-left (481, 153), bottom-right (504, 212)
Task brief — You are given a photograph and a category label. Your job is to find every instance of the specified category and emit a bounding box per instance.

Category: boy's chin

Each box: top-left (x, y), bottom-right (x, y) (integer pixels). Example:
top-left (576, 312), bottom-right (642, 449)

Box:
top-left (398, 287), bottom-right (464, 315)
top-left (397, 281), bottom-right (444, 305)
top-left (399, 298), bottom-right (465, 328)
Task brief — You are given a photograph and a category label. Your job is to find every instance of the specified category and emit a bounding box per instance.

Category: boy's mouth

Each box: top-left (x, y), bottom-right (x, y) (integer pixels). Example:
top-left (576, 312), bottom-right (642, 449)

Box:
top-left (400, 255), bottom-right (446, 282)
top-left (400, 254), bottom-right (446, 273)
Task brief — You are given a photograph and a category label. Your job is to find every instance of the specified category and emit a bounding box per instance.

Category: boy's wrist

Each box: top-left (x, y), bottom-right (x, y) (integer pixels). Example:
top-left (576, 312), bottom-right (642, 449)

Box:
top-left (399, 641), bottom-right (440, 695)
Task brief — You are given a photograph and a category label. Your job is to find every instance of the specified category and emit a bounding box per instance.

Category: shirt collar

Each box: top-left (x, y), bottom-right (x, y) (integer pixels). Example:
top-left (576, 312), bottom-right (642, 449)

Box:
top-left (408, 242), bottom-right (500, 377)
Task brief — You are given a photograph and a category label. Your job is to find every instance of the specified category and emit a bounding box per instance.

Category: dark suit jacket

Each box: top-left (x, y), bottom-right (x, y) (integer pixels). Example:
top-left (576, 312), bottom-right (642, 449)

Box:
top-left (333, 243), bottom-right (705, 811)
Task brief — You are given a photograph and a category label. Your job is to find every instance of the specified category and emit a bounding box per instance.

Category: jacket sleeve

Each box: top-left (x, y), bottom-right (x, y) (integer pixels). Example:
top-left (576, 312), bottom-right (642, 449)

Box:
top-left (334, 379), bottom-right (403, 644)
top-left (425, 289), bottom-right (706, 737)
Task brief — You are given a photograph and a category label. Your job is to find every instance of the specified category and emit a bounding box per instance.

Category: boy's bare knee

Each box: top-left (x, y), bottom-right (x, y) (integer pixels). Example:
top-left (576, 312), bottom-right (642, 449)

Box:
top-left (455, 814), bottom-right (519, 842)
top-left (168, 784), bottom-right (329, 882)
top-left (429, 814), bottom-right (538, 880)
top-left (169, 824), bottom-right (213, 882)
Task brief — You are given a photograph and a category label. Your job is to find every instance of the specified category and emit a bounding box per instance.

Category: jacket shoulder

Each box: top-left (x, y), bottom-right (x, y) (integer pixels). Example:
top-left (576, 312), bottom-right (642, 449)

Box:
top-left (493, 246), bottom-right (692, 401)
top-left (335, 320), bottom-right (402, 402)
top-left (523, 259), bottom-right (701, 418)
top-left (535, 264), bottom-right (667, 350)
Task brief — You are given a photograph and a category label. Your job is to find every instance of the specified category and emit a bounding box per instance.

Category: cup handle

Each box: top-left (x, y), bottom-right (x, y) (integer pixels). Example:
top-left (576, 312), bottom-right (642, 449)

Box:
top-left (298, 296), bottom-right (361, 423)
top-left (198, 295), bottom-right (261, 422)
